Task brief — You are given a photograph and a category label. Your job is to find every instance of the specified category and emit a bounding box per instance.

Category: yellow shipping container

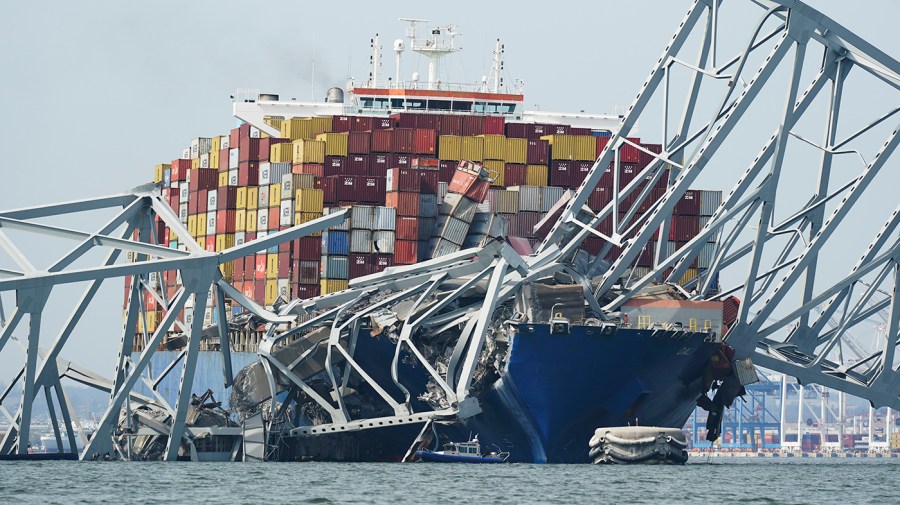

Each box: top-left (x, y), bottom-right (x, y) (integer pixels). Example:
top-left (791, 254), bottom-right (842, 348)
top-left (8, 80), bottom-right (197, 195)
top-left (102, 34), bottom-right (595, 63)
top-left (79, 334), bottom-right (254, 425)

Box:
top-left (266, 253), bottom-right (279, 280)
top-left (187, 215), bottom-right (198, 237)
top-left (210, 149), bottom-right (220, 169)
top-left (219, 261), bottom-right (234, 281)
top-left (218, 171), bottom-right (228, 187)
top-left (271, 142), bottom-right (293, 163)
top-left (294, 211), bottom-right (324, 236)
top-left (320, 279), bottom-right (349, 295)
top-left (265, 279), bottom-right (279, 306)
top-left (153, 164), bottom-right (170, 183)
top-left (484, 160), bottom-right (505, 187)
top-left (292, 139), bottom-right (326, 164)
top-left (269, 183), bottom-right (282, 208)
top-left (678, 268), bottom-right (699, 286)
top-left (236, 187), bottom-right (248, 209)
top-left (438, 135), bottom-right (462, 161)
top-left (480, 135), bottom-right (506, 160)
top-left (191, 158), bottom-right (200, 169)
top-left (235, 210), bottom-right (246, 232)
top-left (460, 136), bottom-right (484, 162)
top-left (280, 117), bottom-right (332, 141)
top-left (211, 136), bottom-right (221, 153)
top-left (138, 311), bottom-right (159, 333)
top-left (265, 117), bottom-right (284, 132)
top-left (504, 138), bottom-right (527, 164)
top-left (315, 133), bottom-right (349, 157)
top-left (295, 188), bottom-right (324, 212)
top-left (542, 134), bottom-right (597, 161)
top-left (525, 165), bottom-right (549, 186)
top-left (197, 212), bottom-right (206, 235)
top-left (246, 210), bottom-right (258, 232)
top-left (247, 187), bottom-right (259, 210)
top-left (216, 234), bottom-right (235, 252)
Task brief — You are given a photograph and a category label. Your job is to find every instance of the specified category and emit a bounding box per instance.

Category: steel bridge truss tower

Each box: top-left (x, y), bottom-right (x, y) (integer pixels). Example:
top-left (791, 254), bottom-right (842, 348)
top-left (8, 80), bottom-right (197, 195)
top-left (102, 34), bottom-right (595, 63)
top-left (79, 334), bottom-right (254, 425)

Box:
top-left (0, 189), bottom-right (347, 460)
top-left (540, 0), bottom-right (900, 410)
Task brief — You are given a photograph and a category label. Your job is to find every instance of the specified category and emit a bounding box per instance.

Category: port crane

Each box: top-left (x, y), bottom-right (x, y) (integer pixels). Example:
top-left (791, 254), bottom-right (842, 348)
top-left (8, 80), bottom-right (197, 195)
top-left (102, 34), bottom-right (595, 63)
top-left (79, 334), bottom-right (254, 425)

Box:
top-left (0, 0), bottom-right (897, 460)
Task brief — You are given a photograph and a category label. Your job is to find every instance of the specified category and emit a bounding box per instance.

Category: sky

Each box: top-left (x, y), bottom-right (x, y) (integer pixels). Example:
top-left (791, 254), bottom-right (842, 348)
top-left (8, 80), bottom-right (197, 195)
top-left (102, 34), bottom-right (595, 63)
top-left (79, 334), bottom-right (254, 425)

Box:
top-left (0, 1), bottom-right (897, 384)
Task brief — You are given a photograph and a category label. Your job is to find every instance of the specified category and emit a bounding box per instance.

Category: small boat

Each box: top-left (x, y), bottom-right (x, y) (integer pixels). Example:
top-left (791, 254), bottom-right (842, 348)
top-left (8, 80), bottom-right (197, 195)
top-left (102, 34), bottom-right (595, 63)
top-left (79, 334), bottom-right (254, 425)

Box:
top-left (415, 435), bottom-right (509, 464)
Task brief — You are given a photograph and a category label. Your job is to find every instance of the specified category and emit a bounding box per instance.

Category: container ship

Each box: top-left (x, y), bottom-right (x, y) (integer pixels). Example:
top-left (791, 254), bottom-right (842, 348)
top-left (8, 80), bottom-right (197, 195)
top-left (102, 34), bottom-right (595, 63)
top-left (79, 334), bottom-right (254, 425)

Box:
top-left (129, 22), bottom-right (740, 463)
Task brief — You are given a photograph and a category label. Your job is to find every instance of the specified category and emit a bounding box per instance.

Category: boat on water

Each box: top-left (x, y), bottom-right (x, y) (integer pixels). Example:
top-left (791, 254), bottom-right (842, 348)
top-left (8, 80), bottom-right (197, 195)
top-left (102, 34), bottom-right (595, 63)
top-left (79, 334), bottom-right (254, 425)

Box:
top-left (415, 435), bottom-right (509, 463)
top-left (130, 20), bottom-right (747, 463)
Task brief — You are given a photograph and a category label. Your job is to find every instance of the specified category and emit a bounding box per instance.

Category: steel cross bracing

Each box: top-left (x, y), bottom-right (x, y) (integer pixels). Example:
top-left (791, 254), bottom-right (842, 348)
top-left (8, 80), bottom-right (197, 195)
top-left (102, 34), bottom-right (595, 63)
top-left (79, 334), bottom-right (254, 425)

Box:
top-left (539, 0), bottom-right (900, 409)
top-left (0, 188), bottom-right (347, 460)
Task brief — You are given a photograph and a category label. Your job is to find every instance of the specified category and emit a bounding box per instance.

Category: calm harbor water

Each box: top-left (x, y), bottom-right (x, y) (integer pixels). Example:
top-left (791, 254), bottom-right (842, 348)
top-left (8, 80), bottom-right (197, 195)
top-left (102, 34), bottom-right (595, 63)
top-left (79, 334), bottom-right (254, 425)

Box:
top-left (1, 459), bottom-right (898, 504)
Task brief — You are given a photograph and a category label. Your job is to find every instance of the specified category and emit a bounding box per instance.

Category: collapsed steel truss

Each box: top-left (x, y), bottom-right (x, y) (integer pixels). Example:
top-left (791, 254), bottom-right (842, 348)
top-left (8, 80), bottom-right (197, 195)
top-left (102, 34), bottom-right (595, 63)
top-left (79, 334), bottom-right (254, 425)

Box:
top-left (0, 0), bottom-right (897, 460)
top-left (541, 0), bottom-right (900, 407)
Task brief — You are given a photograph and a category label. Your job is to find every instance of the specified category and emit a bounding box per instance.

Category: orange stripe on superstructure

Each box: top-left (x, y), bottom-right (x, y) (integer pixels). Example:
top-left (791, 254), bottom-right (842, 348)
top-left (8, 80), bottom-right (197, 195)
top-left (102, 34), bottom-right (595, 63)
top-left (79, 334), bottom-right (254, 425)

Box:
top-left (352, 87), bottom-right (523, 101)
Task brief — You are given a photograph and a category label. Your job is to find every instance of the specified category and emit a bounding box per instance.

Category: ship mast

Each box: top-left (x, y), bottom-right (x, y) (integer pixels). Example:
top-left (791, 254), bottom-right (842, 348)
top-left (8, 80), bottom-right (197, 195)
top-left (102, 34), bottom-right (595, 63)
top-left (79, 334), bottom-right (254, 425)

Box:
top-left (490, 38), bottom-right (504, 93)
top-left (400, 18), bottom-right (460, 90)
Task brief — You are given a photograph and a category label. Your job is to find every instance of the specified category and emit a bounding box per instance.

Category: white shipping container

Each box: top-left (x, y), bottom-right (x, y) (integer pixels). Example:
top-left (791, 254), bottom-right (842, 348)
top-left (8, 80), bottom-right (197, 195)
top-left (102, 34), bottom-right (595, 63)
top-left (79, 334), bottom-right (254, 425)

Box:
top-left (229, 148), bottom-right (240, 169)
top-left (508, 185), bottom-right (542, 212)
top-left (270, 163), bottom-right (291, 182)
top-left (259, 163), bottom-right (271, 185)
top-left (258, 185), bottom-right (270, 208)
top-left (280, 200), bottom-right (294, 227)
top-left (373, 206), bottom-right (396, 231)
top-left (324, 207), bottom-right (351, 231)
top-left (439, 216), bottom-right (470, 246)
top-left (277, 279), bottom-right (290, 301)
top-left (206, 213), bottom-right (217, 236)
top-left (698, 242), bottom-right (716, 269)
top-left (250, 126), bottom-right (261, 138)
top-left (281, 173), bottom-right (294, 200)
top-left (540, 186), bottom-right (565, 213)
top-left (179, 203), bottom-right (188, 224)
top-left (440, 193), bottom-right (479, 223)
top-left (430, 237), bottom-right (461, 259)
top-left (257, 210), bottom-right (268, 231)
top-left (700, 190), bottom-right (722, 217)
top-left (207, 191), bottom-right (217, 211)
top-left (350, 229), bottom-right (373, 253)
top-left (182, 147), bottom-right (191, 160)
top-left (372, 231), bottom-right (395, 254)
top-left (351, 206), bottom-right (374, 230)
top-left (438, 181), bottom-right (449, 201)
top-left (220, 135), bottom-right (230, 150)
top-left (191, 137), bottom-right (212, 158)
top-left (235, 232), bottom-right (245, 246)
top-left (179, 185), bottom-right (189, 201)
top-left (488, 189), bottom-right (519, 214)
top-left (200, 153), bottom-right (210, 169)
top-left (228, 169), bottom-right (239, 186)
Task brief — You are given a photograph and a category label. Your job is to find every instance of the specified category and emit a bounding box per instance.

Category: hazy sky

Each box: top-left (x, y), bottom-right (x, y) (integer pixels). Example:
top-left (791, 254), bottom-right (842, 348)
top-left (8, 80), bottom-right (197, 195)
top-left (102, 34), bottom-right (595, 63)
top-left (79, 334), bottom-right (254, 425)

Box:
top-left (0, 1), bottom-right (897, 382)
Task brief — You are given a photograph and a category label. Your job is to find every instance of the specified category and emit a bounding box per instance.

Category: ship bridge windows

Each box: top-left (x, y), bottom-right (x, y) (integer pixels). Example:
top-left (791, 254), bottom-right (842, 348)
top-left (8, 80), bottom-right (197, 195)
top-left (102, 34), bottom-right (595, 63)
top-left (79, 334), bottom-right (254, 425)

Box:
top-left (427, 99), bottom-right (451, 111)
top-left (473, 102), bottom-right (516, 115)
top-left (391, 98), bottom-right (427, 110)
top-left (360, 97), bottom-right (390, 110)
top-left (452, 101), bottom-right (473, 112)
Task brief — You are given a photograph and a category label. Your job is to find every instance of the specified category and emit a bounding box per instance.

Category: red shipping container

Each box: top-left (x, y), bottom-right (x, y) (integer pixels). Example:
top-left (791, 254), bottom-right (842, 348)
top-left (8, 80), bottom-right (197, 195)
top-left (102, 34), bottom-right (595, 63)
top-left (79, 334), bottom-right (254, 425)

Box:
top-left (332, 115), bottom-right (352, 133)
top-left (596, 135), bottom-right (612, 156)
top-left (255, 255), bottom-right (267, 280)
top-left (526, 139), bottom-right (549, 164)
top-left (268, 206), bottom-right (280, 230)
top-left (394, 240), bottom-right (418, 264)
top-left (461, 115), bottom-right (484, 136)
top-left (216, 210), bottom-right (235, 234)
top-left (358, 176), bottom-right (386, 204)
top-left (588, 185), bottom-right (612, 212)
top-left (504, 164), bottom-right (527, 188)
top-left (171, 159), bottom-right (190, 181)
top-left (438, 160), bottom-right (457, 182)
top-left (279, 240), bottom-right (291, 253)
top-left (296, 236), bottom-right (321, 260)
top-left (324, 155), bottom-right (346, 175)
top-left (368, 154), bottom-right (389, 177)
top-left (232, 257), bottom-right (245, 281)
top-left (413, 129), bottom-right (437, 155)
top-left (572, 160), bottom-right (594, 186)
top-left (385, 191), bottom-right (420, 216)
top-left (347, 155), bottom-right (369, 176)
top-left (204, 236), bottom-right (215, 252)
top-left (347, 131), bottom-right (371, 154)
top-left (548, 124), bottom-right (570, 135)
top-left (396, 216), bottom-right (419, 240)
top-left (348, 253), bottom-right (372, 278)
top-left (218, 148), bottom-right (230, 171)
top-left (418, 168), bottom-right (439, 194)
top-left (483, 116), bottom-right (505, 135)
top-left (217, 186), bottom-right (238, 210)
top-left (582, 236), bottom-right (603, 256)
top-left (440, 115), bottom-right (463, 136)
top-left (257, 137), bottom-right (271, 161)
top-left (253, 280), bottom-right (266, 305)
top-left (392, 128), bottom-right (415, 153)
top-left (388, 154), bottom-right (411, 169)
top-left (549, 160), bottom-right (575, 188)
top-left (197, 189), bottom-right (208, 213)
top-left (239, 137), bottom-right (261, 162)
top-left (639, 143), bottom-right (662, 167)
top-left (619, 163), bottom-right (638, 189)
top-left (390, 112), bottom-right (418, 128)
top-left (238, 123), bottom-right (253, 139)
top-left (277, 252), bottom-right (290, 278)
top-left (372, 254), bottom-right (394, 273)
top-left (516, 212), bottom-right (542, 239)
top-left (294, 163), bottom-right (324, 177)
top-left (350, 116), bottom-right (374, 132)
top-left (411, 157), bottom-right (439, 168)
top-left (295, 283), bottom-right (321, 299)
top-left (188, 168), bottom-right (218, 191)
top-left (569, 127), bottom-right (591, 136)
top-left (386, 167), bottom-right (419, 192)
top-left (674, 189), bottom-right (701, 216)
top-left (621, 137), bottom-right (642, 163)
top-left (230, 128), bottom-right (240, 149)
top-left (324, 175), bottom-right (358, 204)
top-left (238, 161), bottom-right (260, 186)
top-left (188, 191), bottom-right (200, 214)
top-left (448, 169), bottom-right (491, 202)
top-left (417, 113), bottom-right (441, 131)
top-left (242, 280), bottom-right (255, 301)
top-left (372, 117), bottom-right (393, 130)
top-left (371, 129), bottom-right (393, 152)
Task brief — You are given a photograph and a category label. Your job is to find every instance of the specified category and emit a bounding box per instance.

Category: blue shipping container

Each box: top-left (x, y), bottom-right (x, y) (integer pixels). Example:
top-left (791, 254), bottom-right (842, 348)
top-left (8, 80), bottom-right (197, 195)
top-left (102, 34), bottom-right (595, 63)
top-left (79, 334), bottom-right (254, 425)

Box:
top-left (322, 230), bottom-right (350, 256)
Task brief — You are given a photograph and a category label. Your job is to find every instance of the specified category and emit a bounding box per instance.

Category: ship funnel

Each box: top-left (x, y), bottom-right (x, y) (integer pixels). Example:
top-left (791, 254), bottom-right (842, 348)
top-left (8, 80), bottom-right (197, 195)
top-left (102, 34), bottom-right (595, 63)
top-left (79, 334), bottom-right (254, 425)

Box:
top-left (325, 87), bottom-right (345, 103)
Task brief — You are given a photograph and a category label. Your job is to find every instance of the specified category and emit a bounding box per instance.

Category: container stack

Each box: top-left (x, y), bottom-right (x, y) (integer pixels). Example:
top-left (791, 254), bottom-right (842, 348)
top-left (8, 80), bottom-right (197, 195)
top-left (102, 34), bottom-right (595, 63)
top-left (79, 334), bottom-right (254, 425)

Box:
top-left (142, 110), bottom-right (723, 342)
top-left (427, 161), bottom-right (492, 258)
